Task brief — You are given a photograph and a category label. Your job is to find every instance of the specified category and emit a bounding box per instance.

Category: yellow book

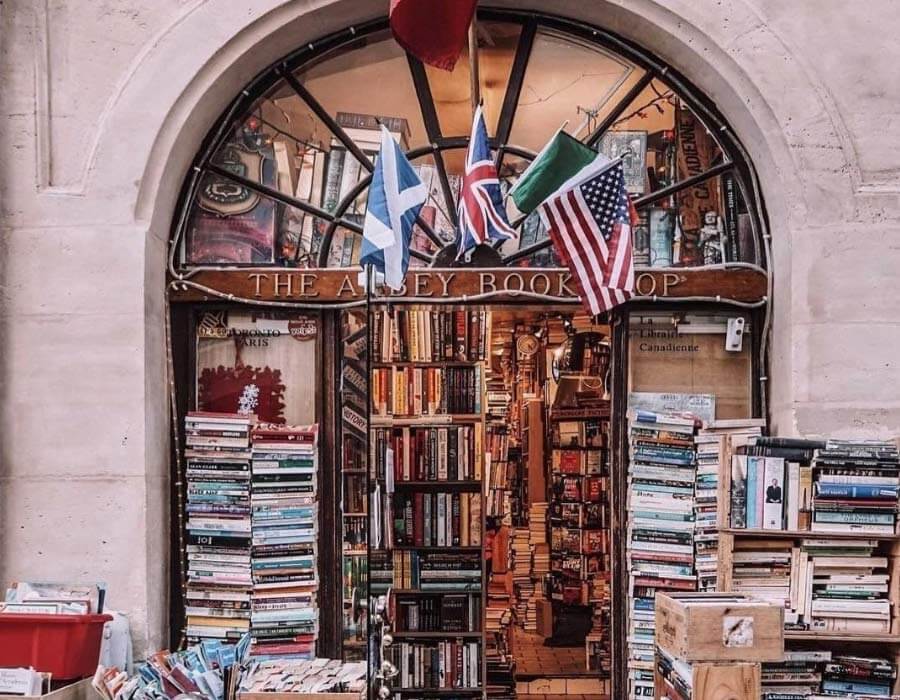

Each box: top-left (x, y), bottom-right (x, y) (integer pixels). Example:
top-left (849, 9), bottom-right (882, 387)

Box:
top-left (187, 616), bottom-right (250, 629)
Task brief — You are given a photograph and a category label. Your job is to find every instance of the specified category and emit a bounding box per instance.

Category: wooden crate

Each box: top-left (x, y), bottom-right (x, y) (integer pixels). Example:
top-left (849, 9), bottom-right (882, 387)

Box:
top-left (0, 678), bottom-right (96, 700)
top-left (655, 592), bottom-right (783, 662)
top-left (655, 660), bottom-right (760, 700)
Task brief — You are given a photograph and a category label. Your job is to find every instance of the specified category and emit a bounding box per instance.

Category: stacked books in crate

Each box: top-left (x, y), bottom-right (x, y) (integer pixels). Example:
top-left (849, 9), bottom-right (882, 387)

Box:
top-left (811, 439), bottom-right (900, 535)
top-left (693, 421), bottom-right (763, 590)
top-left (249, 423), bottom-right (319, 659)
top-left (626, 409), bottom-right (698, 699)
top-left (183, 411), bottom-right (253, 643)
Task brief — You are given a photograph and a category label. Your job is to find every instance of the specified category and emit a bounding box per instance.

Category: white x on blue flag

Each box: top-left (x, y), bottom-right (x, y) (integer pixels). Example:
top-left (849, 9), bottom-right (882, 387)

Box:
top-left (359, 126), bottom-right (427, 290)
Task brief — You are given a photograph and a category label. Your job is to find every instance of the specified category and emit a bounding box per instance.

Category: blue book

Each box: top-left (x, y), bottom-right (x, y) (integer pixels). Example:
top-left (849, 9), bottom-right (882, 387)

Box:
top-left (821, 680), bottom-right (891, 695)
top-left (815, 483), bottom-right (899, 499)
top-left (746, 456), bottom-right (759, 528)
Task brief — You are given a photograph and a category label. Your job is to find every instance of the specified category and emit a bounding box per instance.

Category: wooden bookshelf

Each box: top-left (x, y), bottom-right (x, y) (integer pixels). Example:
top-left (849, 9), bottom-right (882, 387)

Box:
top-left (784, 631), bottom-right (900, 643)
top-left (368, 314), bottom-right (488, 696)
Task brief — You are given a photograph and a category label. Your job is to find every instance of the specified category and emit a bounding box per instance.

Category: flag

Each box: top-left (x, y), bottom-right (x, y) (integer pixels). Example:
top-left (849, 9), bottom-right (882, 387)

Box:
top-left (457, 104), bottom-right (518, 257)
top-left (359, 125), bottom-right (427, 290)
top-left (538, 160), bottom-right (636, 316)
top-left (506, 129), bottom-right (609, 220)
top-left (389, 0), bottom-right (478, 71)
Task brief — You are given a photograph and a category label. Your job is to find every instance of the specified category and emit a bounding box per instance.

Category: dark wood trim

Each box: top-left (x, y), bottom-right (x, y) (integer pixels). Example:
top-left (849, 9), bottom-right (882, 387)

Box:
top-left (608, 307), bottom-right (630, 699)
top-left (168, 303), bottom-right (195, 649)
top-left (318, 310), bottom-right (343, 657)
top-left (406, 53), bottom-right (460, 230)
top-left (495, 19), bottom-right (537, 148)
top-left (278, 67), bottom-right (374, 172)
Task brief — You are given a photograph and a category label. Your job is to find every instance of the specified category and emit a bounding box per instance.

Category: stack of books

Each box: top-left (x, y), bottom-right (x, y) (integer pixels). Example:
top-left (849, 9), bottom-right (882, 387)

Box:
top-left (391, 492), bottom-right (482, 547)
top-left (183, 411), bottom-right (253, 644)
top-left (694, 421), bottom-right (763, 589)
top-left (371, 308), bottom-right (489, 363)
top-left (529, 503), bottom-right (548, 546)
top-left (730, 540), bottom-right (793, 608)
top-left (371, 366), bottom-right (483, 416)
top-left (485, 646), bottom-right (515, 700)
top-left (811, 439), bottom-right (900, 535)
top-left (626, 409), bottom-right (698, 700)
top-left (804, 538), bottom-right (889, 634)
top-left (371, 425), bottom-right (483, 482)
top-left (761, 649), bottom-right (828, 698)
top-left (821, 655), bottom-right (896, 697)
top-left (249, 423), bottom-right (319, 659)
top-left (510, 528), bottom-right (531, 623)
top-left (238, 657), bottom-right (367, 695)
top-left (391, 551), bottom-right (482, 591)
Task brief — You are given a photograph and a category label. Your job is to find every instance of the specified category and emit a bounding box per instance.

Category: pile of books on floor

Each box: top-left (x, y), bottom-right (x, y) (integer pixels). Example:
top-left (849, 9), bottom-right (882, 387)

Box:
top-left (804, 537), bottom-right (890, 634)
top-left (626, 408), bottom-right (698, 700)
top-left (183, 411), bottom-right (253, 644)
top-left (249, 423), bottom-right (319, 659)
top-left (812, 439), bottom-right (900, 535)
top-left (761, 648), bottom-right (828, 698)
top-left (510, 528), bottom-right (532, 623)
top-left (485, 646), bottom-right (515, 699)
top-left (529, 502), bottom-right (548, 545)
top-left (694, 420), bottom-right (763, 589)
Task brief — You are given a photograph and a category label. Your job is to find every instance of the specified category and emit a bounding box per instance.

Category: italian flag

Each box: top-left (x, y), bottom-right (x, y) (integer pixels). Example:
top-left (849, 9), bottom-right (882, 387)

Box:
top-left (506, 130), bottom-right (609, 220)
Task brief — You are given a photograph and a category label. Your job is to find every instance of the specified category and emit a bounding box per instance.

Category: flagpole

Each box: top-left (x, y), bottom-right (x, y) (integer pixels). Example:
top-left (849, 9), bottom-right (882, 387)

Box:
top-left (468, 14), bottom-right (480, 114)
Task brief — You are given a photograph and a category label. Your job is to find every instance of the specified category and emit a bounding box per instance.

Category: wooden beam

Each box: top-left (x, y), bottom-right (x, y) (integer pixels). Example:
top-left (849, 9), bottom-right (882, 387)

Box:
top-left (168, 266), bottom-right (767, 305)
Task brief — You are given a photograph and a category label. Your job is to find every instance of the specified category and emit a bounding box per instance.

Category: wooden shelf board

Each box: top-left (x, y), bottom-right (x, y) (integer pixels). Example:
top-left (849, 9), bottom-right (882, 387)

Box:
top-left (393, 480), bottom-right (481, 490)
top-left (723, 528), bottom-right (900, 541)
top-left (371, 414), bottom-right (483, 426)
top-left (396, 689), bottom-right (482, 695)
top-left (393, 588), bottom-right (483, 595)
top-left (372, 361), bottom-right (481, 367)
top-left (392, 631), bottom-right (482, 639)
top-left (392, 545), bottom-right (482, 552)
top-left (785, 631), bottom-right (900, 643)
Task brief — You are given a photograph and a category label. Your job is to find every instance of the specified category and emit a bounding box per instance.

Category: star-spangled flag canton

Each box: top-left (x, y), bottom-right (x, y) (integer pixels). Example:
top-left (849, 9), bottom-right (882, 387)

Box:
top-left (360, 125), bottom-right (427, 290)
top-left (457, 104), bottom-right (518, 257)
top-left (538, 161), bottom-right (636, 316)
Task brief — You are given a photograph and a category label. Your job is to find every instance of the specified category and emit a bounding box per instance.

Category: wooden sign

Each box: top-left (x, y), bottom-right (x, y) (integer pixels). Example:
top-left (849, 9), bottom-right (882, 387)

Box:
top-left (168, 267), bottom-right (766, 305)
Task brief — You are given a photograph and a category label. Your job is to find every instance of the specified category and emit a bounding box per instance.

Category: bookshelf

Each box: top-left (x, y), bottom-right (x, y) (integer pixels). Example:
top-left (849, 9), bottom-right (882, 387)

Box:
top-left (548, 408), bottom-right (612, 684)
top-left (369, 307), bottom-right (488, 696)
top-left (716, 437), bottom-right (900, 696)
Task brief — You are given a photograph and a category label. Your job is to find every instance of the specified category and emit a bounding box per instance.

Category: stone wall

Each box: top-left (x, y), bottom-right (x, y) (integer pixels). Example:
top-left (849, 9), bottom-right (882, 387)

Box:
top-left (1, 0), bottom-right (898, 655)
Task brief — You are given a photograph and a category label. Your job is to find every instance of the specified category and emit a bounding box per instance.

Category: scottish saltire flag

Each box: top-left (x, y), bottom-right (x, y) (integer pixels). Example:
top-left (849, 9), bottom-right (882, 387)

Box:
top-left (360, 125), bottom-right (427, 290)
top-left (457, 104), bottom-right (518, 257)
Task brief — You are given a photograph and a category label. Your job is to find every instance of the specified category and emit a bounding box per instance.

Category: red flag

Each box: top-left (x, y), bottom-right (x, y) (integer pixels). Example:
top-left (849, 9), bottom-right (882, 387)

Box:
top-left (389, 0), bottom-right (478, 71)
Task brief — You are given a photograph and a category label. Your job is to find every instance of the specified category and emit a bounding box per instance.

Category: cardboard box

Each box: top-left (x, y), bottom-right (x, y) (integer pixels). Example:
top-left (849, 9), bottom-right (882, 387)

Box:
top-left (655, 592), bottom-right (783, 662)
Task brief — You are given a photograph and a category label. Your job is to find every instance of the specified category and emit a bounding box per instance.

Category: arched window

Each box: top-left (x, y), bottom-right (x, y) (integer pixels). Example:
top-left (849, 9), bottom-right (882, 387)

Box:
top-left (170, 11), bottom-right (768, 277)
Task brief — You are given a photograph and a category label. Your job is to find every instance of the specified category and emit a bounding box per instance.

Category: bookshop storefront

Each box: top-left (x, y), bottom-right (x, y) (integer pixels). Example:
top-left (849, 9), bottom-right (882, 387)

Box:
top-left (165, 6), bottom-right (771, 698)
top-left (9, 0), bottom-right (900, 698)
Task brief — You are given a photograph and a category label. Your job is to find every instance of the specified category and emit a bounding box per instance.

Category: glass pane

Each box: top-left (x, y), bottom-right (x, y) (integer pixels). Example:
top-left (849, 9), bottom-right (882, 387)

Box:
top-left (195, 309), bottom-right (319, 425)
top-left (410, 153), bottom-right (460, 255)
top-left (185, 179), bottom-right (352, 267)
top-left (296, 29), bottom-right (430, 150)
top-left (509, 28), bottom-right (642, 152)
top-left (427, 21), bottom-right (522, 137)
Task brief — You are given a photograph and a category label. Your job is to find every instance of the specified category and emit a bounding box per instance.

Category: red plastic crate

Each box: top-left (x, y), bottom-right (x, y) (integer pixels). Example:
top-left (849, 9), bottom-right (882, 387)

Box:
top-left (0, 613), bottom-right (112, 679)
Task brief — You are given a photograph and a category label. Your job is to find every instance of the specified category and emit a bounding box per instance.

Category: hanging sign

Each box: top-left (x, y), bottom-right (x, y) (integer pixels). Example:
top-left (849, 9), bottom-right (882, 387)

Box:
top-left (169, 267), bottom-right (766, 305)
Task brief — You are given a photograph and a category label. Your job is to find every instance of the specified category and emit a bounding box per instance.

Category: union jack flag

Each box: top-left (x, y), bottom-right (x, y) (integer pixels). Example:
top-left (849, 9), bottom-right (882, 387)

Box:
top-left (457, 105), bottom-right (518, 257)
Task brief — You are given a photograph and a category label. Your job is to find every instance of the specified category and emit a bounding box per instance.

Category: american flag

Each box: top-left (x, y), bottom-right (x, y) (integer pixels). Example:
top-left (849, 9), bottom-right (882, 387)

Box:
top-left (457, 105), bottom-right (518, 257)
top-left (538, 160), bottom-right (636, 316)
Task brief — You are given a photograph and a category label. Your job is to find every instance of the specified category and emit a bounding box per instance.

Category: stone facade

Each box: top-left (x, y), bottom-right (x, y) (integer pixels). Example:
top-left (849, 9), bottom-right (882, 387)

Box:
top-left (1, 0), bottom-right (898, 656)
